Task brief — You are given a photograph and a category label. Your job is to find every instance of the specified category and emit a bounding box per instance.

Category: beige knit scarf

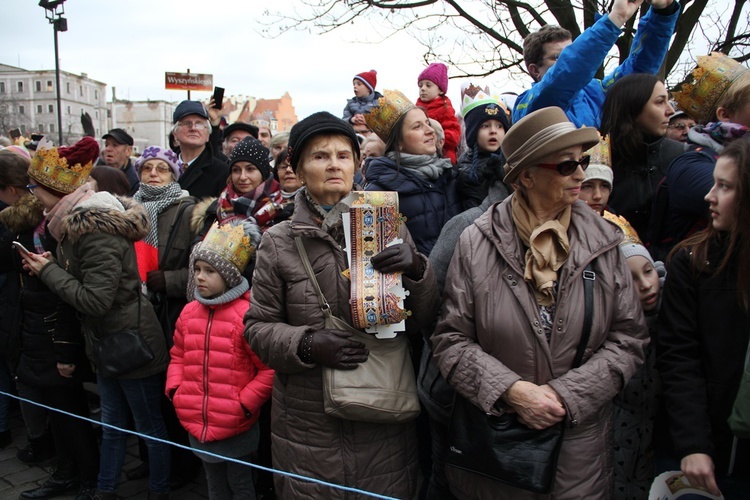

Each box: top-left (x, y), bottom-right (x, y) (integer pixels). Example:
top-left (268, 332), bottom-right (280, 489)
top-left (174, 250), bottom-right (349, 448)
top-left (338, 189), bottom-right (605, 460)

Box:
top-left (511, 193), bottom-right (571, 306)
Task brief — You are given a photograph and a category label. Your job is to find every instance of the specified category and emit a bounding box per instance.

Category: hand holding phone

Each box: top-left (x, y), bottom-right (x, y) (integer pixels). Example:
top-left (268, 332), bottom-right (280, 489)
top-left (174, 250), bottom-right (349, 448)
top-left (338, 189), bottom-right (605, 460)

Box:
top-left (12, 241), bottom-right (31, 257)
top-left (212, 87), bottom-right (225, 109)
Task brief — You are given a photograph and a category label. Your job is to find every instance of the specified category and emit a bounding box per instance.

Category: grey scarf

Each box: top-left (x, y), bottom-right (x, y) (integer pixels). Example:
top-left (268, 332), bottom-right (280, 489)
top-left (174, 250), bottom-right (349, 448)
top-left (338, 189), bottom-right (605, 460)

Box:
top-left (133, 182), bottom-right (186, 246)
top-left (386, 151), bottom-right (452, 181)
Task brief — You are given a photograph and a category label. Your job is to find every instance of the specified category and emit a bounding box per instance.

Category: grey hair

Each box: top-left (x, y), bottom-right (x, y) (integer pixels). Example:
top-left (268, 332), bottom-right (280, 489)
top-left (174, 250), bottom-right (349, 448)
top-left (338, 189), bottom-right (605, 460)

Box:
top-left (429, 118), bottom-right (445, 144)
top-left (270, 131), bottom-right (290, 148)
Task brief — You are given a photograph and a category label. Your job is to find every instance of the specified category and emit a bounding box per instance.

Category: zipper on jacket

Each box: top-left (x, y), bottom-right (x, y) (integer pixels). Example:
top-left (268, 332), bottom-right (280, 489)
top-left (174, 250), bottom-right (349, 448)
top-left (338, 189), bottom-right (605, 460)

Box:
top-left (200, 309), bottom-right (214, 443)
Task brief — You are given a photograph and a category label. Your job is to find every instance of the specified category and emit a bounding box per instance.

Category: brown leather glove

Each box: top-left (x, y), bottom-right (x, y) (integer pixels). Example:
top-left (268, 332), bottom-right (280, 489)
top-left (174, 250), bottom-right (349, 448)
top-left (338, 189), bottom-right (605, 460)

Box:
top-left (146, 270), bottom-right (167, 293)
top-left (298, 329), bottom-right (368, 370)
top-left (371, 243), bottom-right (424, 280)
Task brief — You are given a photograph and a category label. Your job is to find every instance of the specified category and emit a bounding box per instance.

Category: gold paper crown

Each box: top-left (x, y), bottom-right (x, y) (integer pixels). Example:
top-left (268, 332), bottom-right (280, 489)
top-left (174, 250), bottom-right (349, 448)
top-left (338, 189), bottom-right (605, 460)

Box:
top-left (673, 52), bottom-right (749, 123)
top-left (201, 222), bottom-right (255, 272)
top-left (587, 134), bottom-right (612, 168)
top-left (365, 89), bottom-right (415, 142)
top-left (28, 139), bottom-right (94, 195)
top-left (604, 211), bottom-right (641, 245)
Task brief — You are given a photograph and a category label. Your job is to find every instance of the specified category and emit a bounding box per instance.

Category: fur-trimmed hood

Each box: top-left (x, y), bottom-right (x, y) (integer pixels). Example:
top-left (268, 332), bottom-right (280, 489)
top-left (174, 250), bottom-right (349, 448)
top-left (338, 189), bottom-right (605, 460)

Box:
top-left (190, 196), bottom-right (216, 236)
top-left (0, 194), bottom-right (45, 234)
top-left (62, 193), bottom-right (150, 243)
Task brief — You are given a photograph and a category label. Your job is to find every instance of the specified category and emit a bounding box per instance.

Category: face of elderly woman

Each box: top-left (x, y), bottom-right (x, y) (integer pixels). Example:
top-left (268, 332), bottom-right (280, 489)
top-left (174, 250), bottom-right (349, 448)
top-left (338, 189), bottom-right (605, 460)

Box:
top-left (140, 159), bottom-right (174, 187)
top-left (520, 145), bottom-right (586, 216)
top-left (399, 108), bottom-right (436, 156)
top-left (298, 134), bottom-right (355, 206)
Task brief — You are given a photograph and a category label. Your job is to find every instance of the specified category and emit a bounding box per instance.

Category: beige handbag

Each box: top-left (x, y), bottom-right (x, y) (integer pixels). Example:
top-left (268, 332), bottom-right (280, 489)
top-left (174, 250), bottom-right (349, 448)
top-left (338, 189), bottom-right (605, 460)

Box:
top-left (295, 237), bottom-right (420, 424)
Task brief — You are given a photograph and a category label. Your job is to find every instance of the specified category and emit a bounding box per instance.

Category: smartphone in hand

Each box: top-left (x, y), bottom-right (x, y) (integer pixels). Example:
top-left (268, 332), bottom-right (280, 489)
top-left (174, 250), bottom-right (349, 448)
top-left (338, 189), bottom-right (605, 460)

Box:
top-left (12, 241), bottom-right (31, 257)
top-left (212, 87), bottom-right (225, 109)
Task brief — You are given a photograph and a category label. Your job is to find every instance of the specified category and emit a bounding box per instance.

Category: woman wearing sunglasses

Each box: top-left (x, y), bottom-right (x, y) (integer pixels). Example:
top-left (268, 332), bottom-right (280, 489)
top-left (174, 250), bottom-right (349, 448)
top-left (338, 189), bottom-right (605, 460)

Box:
top-left (432, 106), bottom-right (649, 498)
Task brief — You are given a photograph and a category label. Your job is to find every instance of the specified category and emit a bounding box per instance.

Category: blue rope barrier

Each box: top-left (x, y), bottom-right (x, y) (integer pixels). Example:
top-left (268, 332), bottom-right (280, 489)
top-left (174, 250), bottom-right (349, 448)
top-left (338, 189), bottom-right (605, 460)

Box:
top-left (0, 389), bottom-right (398, 500)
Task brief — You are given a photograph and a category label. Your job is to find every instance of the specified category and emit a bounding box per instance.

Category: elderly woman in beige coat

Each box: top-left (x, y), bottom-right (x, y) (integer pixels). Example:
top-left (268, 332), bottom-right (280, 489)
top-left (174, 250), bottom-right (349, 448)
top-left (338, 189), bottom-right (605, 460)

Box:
top-left (245, 112), bottom-right (439, 499)
top-left (432, 106), bottom-right (649, 499)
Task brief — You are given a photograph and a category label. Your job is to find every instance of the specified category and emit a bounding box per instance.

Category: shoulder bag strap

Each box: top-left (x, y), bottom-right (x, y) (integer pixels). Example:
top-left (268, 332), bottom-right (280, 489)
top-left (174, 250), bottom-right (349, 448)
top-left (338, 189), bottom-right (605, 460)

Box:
top-left (572, 261), bottom-right (595, 369)
top-left (294, 236), bottom-right (333, 316)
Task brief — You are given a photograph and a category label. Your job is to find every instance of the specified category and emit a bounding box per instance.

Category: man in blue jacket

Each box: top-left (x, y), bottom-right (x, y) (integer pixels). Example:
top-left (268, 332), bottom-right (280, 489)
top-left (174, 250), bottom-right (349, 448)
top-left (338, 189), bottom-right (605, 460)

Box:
top-left (513, 0), bottom-right (679, 128)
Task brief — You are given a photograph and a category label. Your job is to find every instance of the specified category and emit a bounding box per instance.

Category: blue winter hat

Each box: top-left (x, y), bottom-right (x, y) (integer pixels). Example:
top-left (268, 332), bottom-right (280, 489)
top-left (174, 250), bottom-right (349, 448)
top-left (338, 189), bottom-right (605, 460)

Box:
top-left (173, 100), bottom-right (208, 124)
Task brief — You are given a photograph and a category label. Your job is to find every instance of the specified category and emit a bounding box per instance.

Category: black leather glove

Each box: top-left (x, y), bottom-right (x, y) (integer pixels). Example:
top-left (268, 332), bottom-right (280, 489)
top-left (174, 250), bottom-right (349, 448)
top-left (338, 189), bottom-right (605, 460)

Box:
top-left (298, 329), bottom-right (368, 370)
top-left (371, 243), bottom-right (424, 280)
top-left (146, 270), bottom-right (167, 293)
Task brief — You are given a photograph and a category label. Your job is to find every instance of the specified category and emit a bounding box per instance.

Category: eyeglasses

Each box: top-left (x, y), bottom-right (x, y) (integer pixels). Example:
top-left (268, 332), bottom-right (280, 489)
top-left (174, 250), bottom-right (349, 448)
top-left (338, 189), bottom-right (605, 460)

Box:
top-left (667, 123), bottom-right (693, 130)
top-left (141, 164), bottom-right (172, 174)
top-left (536, 155), bottom-right (590, 176)
top-left (26, 183), bottom-right (38, 193)
top-left (277, 162), bottom-right (294, 172)
top-left (176, 120), bottom-right (209, 130)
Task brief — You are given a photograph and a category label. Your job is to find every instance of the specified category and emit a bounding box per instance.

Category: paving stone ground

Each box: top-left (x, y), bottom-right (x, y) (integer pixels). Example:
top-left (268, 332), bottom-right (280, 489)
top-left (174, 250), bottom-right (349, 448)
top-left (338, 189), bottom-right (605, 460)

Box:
top-left (0, 400), bottom-right (209, 500)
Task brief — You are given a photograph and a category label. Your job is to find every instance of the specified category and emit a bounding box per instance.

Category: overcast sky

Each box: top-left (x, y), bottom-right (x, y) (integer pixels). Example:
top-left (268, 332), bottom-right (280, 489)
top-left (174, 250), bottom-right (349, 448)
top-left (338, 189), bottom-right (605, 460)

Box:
top-left (1, 0), bottom-right (529, 121)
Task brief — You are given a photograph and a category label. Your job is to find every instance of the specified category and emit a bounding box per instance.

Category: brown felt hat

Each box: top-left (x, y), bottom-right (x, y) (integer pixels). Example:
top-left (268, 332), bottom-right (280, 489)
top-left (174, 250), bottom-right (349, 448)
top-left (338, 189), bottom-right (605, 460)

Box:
top-left (502, 107), bottom-right (600, 184)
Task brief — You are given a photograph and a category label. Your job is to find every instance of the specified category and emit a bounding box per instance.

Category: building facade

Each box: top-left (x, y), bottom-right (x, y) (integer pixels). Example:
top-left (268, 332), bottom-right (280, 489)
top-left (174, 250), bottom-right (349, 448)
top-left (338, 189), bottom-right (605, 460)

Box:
top-left (110, 99), bottom-right (177, 152)
top-left (0, 63), bottom-right (107, 145)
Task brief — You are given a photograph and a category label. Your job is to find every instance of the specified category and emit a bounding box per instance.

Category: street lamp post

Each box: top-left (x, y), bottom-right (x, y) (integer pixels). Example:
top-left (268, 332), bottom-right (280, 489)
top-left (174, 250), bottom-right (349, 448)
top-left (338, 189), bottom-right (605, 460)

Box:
top-left (39, 0), bottom-right (67, 146)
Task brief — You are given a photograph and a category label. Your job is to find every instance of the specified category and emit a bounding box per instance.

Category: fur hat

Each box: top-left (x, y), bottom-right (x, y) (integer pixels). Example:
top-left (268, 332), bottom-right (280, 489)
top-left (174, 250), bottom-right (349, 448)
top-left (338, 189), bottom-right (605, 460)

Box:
top-left (418, 63), bottom-right (449, 94)
top-left (228, 137), bottom-right (271, 180)
top-left (354, 70), bottom-right (377, 94)
top-left (28, 136), bottom-right (99, 196)
top-left (288, 111), bottom-right (360, 172)
top-left (502, 107), bottom-right (600, 184)
top-left (135, 146), bottom-right (181, 180)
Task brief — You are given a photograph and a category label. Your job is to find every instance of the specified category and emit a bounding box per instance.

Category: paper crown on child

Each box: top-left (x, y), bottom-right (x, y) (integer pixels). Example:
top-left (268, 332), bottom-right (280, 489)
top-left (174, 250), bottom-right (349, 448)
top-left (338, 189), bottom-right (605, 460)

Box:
top-left (365, 89), bottom-right (415, 143)
top-left (28, 136), bottom-right (98, 195)
top-left (604, 211), bottom-right (641, 245)
top-left (200, 221), bottom-right (256, 273)
top-left (460, 82), bottom-right (507, 117)
top-left (584, 134), bottom-right (613, 181)
top-left (673, 52), bottom-right (749, 124)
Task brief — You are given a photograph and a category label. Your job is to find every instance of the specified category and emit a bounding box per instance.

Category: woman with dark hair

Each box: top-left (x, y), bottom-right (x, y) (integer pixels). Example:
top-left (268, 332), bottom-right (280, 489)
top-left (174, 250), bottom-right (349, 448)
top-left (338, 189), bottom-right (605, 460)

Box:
top-left (364, 90), bottom-right (460, 255)
top-left (272, 149), bottom-right (300, 224)
top-left (0, 146), bottom-right (102, 500)
top-left (89, 166), bottom-right (131, 197)
top-left (600, 73), bottom-right (686, 237)
top-left (657, 137), bottom-right (750, 498)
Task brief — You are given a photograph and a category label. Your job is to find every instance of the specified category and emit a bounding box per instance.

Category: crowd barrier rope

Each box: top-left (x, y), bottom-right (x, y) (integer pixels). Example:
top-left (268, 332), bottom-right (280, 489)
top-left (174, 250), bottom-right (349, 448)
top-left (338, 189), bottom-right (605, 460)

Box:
top-left (0, 389), bottom-right (398, 500)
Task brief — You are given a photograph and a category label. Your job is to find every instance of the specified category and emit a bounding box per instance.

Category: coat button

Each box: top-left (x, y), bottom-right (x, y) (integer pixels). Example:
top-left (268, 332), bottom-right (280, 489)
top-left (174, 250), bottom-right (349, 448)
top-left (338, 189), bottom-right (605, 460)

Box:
top-left (571, 419), bottom-right (578, 427)
top-left (534, 320), bottom-right (539, 326)
top-left (558, 319), bottom-right (563, 324)
top-left (507, 274), bottom-right (513, 279)
top-left (511, 281), bottom-right (517, 286)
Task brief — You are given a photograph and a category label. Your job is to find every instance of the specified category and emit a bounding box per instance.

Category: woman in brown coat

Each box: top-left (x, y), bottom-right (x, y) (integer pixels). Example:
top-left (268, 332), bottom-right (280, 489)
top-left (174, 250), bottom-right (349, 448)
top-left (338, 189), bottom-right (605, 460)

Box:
top-left (245, 112), bottom-right (439, 499)
top-left (432, 107), bottom-right (649, 499)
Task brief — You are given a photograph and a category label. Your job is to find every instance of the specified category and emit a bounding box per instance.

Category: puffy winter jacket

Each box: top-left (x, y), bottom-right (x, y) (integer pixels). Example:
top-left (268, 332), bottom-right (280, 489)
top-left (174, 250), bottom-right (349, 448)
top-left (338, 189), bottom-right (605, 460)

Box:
top-left (432, 197), bottom-right (649, 499)
top-left (416, 95), bottom-right (461, 163)
top-left (342, 91), bottom-right (383, 123)
top-left (166, 291), bottom-right (273, 442)
top-left (365, 156), bottom-right (461, 256)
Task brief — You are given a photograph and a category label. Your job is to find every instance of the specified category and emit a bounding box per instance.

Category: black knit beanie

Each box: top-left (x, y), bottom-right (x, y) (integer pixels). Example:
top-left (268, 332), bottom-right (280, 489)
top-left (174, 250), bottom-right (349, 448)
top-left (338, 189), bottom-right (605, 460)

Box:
top-left (464, 103), bottom-right (510, 150)
top-left (228, 136), bottom-right (271, 180)
top-left (287, 112), bottom-right (360, 172)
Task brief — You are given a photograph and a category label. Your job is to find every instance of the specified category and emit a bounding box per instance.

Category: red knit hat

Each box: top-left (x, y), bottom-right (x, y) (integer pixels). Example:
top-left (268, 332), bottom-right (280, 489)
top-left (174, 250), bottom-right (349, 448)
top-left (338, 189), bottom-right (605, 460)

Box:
top-left (418, 62), bottom-right (449, 94)
top-left (354, 70), bottom-right (377, 94)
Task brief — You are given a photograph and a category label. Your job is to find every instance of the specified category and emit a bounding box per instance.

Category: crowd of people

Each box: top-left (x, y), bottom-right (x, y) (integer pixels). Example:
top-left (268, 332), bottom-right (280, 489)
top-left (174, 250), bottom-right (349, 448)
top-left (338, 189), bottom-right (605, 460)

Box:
top-left (0, 0), bottom-right (749, 498)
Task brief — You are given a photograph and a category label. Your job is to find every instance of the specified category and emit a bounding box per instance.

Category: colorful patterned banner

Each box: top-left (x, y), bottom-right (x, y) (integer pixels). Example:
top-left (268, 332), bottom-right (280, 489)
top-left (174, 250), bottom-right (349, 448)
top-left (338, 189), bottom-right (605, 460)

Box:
top-left (344, 192), bottom-right (409, 336)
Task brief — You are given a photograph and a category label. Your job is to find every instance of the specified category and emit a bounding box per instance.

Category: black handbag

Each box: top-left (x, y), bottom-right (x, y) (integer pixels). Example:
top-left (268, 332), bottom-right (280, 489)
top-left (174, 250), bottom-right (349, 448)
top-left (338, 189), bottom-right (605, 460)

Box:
top-left (91, 290), bottom-right (154, 378)
top-left (445, 262), bottom-right (596, 493)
